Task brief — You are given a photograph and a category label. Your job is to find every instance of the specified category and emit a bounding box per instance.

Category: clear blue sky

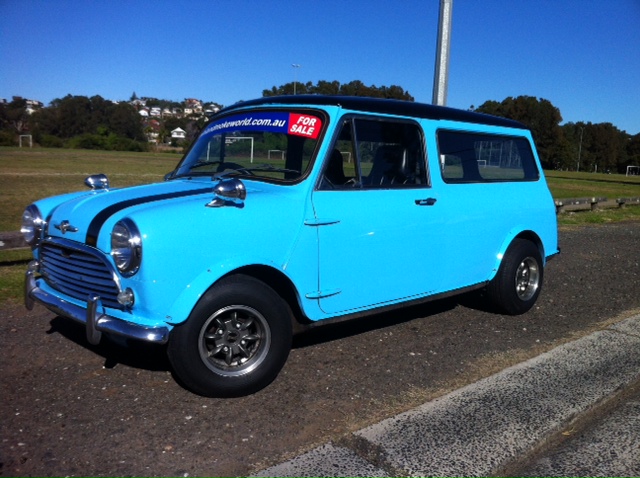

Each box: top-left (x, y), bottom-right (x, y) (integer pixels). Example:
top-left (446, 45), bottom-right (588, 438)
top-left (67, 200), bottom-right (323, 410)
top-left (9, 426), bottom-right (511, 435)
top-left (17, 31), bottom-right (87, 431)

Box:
top-left (1, 0), bottom-right (639, 134)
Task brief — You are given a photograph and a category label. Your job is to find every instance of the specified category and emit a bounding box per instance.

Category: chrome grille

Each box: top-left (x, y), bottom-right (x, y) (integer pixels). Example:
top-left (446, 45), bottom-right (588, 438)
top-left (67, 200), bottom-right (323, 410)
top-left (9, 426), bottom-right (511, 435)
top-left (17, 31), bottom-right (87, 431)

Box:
top-left (40, 239), bottom-right (122, 309)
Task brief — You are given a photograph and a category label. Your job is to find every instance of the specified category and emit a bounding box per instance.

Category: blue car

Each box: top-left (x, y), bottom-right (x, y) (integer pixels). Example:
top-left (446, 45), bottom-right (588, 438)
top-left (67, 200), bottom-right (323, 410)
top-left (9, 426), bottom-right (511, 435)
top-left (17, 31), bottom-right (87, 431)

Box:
top-left (23, 96), bottom-right (559, 396)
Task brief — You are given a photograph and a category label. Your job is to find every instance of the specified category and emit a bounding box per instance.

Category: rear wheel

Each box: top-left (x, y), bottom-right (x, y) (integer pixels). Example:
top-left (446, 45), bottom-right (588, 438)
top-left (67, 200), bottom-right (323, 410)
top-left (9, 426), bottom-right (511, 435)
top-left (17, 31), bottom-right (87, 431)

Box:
top-left (167, 274), bottom-right (292, 397)
top-left (487, 239), bottom-right (543, 315)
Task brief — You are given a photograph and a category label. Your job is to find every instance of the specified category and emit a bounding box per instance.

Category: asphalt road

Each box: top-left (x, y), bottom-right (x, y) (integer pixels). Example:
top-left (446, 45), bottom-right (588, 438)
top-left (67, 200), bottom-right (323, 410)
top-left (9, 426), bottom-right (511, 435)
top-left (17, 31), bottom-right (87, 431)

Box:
top-left (2, 222), bottom-right (640, 477)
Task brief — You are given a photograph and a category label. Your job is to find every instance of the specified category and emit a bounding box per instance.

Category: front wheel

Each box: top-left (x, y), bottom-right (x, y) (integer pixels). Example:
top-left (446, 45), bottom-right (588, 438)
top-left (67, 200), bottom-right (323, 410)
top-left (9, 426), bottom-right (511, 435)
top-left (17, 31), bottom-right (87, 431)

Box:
top-left (167, 274), bottom-right (292, 397)
top-left (487, 239), bottom-right (544, 315)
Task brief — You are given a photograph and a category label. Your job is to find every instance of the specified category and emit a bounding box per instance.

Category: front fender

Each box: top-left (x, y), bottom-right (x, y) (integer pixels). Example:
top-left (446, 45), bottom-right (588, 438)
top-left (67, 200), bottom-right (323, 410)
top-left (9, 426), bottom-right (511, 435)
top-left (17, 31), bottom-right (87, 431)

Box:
top-left (164, 257), bottom-right (292, 325)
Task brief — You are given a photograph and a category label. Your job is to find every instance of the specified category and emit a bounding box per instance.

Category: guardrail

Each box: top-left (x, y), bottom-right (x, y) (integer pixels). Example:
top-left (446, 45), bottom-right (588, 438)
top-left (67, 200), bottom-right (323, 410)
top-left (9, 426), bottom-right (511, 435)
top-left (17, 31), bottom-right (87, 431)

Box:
top-left (1, 196), bottom-right (639, 252)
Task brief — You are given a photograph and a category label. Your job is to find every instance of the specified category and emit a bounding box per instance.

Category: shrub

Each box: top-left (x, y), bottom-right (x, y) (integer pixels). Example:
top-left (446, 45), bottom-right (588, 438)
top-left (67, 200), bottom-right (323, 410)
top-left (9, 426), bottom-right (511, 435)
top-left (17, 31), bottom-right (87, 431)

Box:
top-left (67, 133), bottom-right (107, 150)
top-left (0, 131), bottom-right (16, 146)
top-left (39, 134), bottom-right (64, 148)
top-left (66, 133), bottom-right (149, 152)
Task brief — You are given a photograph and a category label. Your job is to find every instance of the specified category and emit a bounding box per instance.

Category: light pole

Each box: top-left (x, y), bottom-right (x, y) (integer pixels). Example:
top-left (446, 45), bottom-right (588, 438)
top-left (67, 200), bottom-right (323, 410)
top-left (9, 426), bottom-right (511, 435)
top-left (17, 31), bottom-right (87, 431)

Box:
top-left (432, 0), bottom-right (453, 106)
top-left (576, 126), bottom-right (584, 172)
top-left (292, 64), bottom-right (300, 95)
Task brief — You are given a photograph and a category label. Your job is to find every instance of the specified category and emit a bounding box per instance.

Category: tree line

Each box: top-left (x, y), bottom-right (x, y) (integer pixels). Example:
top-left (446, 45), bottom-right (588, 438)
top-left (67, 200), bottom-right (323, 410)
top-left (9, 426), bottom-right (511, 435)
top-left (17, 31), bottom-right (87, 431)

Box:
top-left (1, 95), bottom-right (150, 151)
top-left (1, 85), bottom-right (638, 173)
top-left (263, 79), bottom-right (414, 100)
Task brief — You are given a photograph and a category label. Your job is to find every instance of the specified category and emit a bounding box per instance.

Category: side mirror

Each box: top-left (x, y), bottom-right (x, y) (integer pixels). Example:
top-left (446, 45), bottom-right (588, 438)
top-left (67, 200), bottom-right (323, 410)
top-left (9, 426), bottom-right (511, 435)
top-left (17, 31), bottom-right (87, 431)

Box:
top-left (84, 174), bottom-right (110, 191)
top-left (207, 178), bottom-right (247, 208)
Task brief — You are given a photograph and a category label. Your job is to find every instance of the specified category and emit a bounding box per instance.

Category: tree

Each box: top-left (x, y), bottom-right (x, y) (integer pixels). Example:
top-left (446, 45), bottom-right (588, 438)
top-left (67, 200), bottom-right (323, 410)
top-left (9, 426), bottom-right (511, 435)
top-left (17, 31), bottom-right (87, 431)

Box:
top-left (627, 133), bottom-right (640, 168)
top-left (561, 122), bottom-right (630, 173)
top-left (28, 94), bottom-right (147, 150)
top-left (0, 98), bottom-right (30, 134)
top-left (109, 102), bottom-right (145, 141)
top-left (476, 96), bottom-right (563, 169)
top-left (263, 80), bottom-right (414, 101)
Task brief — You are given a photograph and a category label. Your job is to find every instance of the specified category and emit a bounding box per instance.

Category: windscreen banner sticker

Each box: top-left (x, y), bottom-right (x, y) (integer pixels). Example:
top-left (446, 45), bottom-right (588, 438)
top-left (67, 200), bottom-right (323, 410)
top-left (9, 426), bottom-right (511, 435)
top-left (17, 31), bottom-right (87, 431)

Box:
top-left (203, 112), bottom-right (322, 139)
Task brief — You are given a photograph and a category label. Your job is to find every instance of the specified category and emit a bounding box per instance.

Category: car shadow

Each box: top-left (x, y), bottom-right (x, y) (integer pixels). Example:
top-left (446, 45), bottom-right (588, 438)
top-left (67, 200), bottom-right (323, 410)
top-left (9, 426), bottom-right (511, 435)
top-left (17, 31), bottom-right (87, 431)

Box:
top-left (45, 291), bottom-right (493, 371)
top-left (46, 316), bottom-right (171, 372)
top-left (292, 295), bottom-right (462, 349)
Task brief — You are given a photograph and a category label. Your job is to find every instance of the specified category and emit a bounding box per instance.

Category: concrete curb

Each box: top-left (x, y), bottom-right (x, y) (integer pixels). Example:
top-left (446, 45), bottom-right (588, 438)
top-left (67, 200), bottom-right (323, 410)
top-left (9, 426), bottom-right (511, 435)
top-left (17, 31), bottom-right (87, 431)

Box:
top-left (253, 314), bottom-right (640, 477)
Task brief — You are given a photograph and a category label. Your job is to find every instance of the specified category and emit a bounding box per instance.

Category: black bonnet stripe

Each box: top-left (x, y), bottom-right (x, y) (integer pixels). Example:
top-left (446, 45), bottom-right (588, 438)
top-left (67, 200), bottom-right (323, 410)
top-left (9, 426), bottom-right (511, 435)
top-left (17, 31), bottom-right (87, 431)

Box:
top-left (86, 187), bottom-right (211, 246)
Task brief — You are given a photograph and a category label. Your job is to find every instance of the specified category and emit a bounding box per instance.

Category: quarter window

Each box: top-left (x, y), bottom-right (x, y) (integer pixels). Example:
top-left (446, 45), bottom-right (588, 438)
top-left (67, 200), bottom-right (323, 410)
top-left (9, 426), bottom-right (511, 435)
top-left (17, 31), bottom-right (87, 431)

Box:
top-left (438, 130), bottom-right (539, 183)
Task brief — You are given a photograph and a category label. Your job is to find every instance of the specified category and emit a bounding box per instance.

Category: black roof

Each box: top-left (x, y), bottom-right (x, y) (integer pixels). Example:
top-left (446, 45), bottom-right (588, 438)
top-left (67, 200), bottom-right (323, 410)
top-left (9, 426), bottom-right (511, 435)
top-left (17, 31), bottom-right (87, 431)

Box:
top-left (220, 95), bottom-right (527, 130)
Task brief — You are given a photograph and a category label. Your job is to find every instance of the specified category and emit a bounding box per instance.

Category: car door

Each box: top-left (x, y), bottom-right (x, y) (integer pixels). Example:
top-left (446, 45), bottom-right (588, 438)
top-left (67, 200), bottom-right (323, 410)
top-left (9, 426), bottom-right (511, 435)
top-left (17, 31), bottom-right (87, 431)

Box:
top-left (310, 117), bottom-right (445, 315)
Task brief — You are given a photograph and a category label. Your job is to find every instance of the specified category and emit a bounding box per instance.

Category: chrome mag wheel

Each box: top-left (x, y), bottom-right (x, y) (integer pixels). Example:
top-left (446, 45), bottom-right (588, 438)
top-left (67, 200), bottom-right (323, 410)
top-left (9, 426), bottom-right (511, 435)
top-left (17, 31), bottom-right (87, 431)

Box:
top-left (514, 256), bottom-right (540, 301)
top-left (198, 305), bottom-right (271, 377)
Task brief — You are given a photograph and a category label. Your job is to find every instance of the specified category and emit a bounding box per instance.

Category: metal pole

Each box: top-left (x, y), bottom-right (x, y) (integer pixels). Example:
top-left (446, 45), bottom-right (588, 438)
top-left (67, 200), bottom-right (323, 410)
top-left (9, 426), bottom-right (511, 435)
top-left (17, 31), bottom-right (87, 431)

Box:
top-left (432, 0), bottom-right (453, 106)
top-left (292, 64), bottom-right (300, 95)
top-left (577, 126), bottom-right (584, 172)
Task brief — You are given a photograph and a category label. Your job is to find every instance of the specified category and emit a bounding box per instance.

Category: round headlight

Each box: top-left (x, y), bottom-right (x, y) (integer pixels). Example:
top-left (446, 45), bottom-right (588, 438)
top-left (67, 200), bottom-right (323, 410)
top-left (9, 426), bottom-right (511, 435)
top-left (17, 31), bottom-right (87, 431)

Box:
top-left (21, 205), bottom-right (44, 247)
top-left (111, 218), bottom-right (142, 276)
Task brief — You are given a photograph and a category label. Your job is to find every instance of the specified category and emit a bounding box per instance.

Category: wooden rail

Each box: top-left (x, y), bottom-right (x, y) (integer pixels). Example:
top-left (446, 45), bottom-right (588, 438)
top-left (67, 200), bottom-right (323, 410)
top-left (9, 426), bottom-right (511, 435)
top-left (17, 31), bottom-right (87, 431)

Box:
top-left (0, 231), bottom-right (28, 251)
top-left (554, 196), bottom-right (640, 214)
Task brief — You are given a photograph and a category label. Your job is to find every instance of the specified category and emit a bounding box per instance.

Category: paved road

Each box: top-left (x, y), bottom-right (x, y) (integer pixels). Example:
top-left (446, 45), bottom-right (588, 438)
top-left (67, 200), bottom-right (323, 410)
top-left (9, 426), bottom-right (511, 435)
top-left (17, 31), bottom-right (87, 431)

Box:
top-left (253, 314), bottom-right (640, 477)
top-left (1, 222), bottom-right (640, 477)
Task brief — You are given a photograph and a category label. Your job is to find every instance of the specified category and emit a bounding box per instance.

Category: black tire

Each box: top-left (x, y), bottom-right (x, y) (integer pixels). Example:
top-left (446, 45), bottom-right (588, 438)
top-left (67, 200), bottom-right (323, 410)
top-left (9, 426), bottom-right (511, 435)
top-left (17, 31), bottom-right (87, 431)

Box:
top-left (167, 274), bottom-right (292, 397)
top-left (487, 239), bottom-right (544, 315)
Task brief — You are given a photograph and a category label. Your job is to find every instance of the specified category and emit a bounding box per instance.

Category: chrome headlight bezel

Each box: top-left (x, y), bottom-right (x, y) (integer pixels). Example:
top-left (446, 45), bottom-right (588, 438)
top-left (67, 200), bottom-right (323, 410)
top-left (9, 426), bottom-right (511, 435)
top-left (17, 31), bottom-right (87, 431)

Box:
top-left (110, 218), bottom-right (142, 277)
top-left (21, 205), bottom-right (44, 247)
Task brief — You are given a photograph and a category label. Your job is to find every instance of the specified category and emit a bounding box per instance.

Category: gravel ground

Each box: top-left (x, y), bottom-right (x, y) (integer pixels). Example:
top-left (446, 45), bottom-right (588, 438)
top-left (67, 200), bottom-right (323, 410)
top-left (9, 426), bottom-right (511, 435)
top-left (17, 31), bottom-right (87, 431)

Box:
top-left (1, 222), bottom-right (639, 477)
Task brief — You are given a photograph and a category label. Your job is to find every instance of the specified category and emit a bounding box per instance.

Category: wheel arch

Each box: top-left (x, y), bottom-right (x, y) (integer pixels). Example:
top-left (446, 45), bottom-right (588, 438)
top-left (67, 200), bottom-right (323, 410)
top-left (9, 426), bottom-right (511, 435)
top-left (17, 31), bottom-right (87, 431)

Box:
top-left (490, 229), bottom-right (545, 281)
top-left (221, 265), bottom-right (310, 332)
top-left (514, 230), bottom-right (545, 259)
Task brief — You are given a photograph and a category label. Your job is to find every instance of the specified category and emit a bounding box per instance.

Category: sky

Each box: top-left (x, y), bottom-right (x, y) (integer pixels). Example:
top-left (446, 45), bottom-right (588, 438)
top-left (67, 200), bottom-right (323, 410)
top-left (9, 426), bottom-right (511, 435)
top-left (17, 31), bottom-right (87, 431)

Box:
top-left (1, 0), bottom-right (639, 135)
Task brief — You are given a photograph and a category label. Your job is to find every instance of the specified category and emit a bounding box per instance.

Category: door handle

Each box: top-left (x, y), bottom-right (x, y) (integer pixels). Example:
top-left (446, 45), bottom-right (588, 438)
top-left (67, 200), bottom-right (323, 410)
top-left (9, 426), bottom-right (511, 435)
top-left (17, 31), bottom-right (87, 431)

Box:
top-left (415, 198), bottom-right (437, 206)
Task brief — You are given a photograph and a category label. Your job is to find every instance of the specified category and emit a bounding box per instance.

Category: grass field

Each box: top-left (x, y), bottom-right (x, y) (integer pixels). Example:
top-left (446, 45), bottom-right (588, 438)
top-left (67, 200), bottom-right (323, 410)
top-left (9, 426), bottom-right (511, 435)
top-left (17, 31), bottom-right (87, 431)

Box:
top-left (0, 147), bottom-right (180, 231)
top-left (545, 170), bottom-right (640, 199)
top-left (1, 146), bottom-right (639, 305)
top-left (1, 146), bottom-right (639, 232)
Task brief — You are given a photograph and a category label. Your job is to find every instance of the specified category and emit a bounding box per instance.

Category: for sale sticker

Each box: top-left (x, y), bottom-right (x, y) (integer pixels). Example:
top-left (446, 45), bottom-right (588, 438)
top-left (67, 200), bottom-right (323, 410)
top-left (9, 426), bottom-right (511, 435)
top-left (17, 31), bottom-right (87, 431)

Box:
top-left (288, 113), bottom-right (322, 139)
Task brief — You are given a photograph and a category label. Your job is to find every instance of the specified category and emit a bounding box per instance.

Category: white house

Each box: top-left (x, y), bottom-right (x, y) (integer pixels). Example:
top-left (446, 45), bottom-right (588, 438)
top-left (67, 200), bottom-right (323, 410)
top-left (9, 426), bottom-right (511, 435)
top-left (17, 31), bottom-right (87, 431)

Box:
top-left (171, 127), bottom-right (186, 139)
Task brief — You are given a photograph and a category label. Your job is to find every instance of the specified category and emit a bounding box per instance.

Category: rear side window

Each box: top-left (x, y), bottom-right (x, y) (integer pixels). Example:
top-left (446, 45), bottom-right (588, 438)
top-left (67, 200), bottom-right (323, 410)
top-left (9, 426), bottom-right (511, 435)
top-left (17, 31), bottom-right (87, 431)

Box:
top-left (437, 130), bottom-right (539, 183)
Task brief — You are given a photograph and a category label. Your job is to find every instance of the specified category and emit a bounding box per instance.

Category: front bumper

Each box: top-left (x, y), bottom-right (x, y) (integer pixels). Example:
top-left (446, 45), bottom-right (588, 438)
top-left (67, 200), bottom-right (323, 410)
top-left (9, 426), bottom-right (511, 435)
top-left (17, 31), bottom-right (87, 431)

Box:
top-left (25, 263), bottom-right (169, 345)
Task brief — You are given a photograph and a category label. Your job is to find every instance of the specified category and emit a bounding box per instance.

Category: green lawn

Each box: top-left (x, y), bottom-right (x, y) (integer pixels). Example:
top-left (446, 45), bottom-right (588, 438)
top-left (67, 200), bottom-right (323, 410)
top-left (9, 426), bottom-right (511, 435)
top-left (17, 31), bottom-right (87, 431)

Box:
top-left (545, 170), bottom-right (640, 199)
top-left (0, 147), bottom-right (180, 231)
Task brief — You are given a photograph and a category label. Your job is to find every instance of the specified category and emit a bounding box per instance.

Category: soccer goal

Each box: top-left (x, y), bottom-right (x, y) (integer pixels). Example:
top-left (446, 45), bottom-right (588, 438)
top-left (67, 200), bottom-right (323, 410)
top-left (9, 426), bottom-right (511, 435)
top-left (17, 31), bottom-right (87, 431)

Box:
top-left (224, 136), bottom-right (254, 163)
top-left (268, 150), bottom-right (285, 160)
top-left (340, 151), bottom-right (352, 163)
top-left (19, 135), bottom-right (33, 148)
top-left (627, 165), bottom-right (640, 176)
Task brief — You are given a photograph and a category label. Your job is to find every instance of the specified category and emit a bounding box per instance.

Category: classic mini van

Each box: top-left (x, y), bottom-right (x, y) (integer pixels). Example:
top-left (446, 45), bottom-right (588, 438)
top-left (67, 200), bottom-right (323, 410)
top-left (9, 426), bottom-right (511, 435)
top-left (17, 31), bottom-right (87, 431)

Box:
top-left (23, 96), bottom-right (559, 397)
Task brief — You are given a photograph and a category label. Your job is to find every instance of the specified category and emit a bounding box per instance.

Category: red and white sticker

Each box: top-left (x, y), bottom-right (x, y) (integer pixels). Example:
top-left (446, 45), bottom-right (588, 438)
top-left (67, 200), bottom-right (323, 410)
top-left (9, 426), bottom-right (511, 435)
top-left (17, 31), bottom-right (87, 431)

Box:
top-left (288, 113), bottom-right (322, 139)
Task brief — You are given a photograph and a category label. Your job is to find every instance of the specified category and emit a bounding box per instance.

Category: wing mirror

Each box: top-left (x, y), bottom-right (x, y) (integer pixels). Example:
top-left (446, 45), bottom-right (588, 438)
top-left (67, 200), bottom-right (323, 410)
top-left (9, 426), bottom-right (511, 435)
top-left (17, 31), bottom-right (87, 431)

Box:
top-left (207, 178), bottom-right (246, 208)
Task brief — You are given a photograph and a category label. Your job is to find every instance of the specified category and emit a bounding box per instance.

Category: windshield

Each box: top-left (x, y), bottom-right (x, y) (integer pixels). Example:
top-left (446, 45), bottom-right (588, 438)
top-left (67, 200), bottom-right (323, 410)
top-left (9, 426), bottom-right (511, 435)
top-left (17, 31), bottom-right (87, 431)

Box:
top-left (172, 109), bottom-right (325, 182)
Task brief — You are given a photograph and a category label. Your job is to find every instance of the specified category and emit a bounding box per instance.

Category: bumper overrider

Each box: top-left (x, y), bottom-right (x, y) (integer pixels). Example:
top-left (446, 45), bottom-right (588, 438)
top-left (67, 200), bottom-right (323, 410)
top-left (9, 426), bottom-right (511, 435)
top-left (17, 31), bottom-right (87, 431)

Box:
top-left (25, 261), bottom-right (169, 345)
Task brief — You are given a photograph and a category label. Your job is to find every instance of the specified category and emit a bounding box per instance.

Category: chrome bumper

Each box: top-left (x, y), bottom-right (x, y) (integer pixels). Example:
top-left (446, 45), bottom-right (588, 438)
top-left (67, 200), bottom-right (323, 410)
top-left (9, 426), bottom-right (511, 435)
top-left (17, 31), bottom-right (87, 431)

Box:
top-left (25, 263), bottom-right (169, 345)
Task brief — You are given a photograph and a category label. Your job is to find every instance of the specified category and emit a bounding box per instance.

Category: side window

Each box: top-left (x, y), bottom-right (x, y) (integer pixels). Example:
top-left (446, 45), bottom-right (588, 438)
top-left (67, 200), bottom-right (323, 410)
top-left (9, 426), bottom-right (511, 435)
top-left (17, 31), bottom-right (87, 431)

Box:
top-left (438, 130), bottom-right (539, 183)
top-left (320, 118), bottom-right (427, 190)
